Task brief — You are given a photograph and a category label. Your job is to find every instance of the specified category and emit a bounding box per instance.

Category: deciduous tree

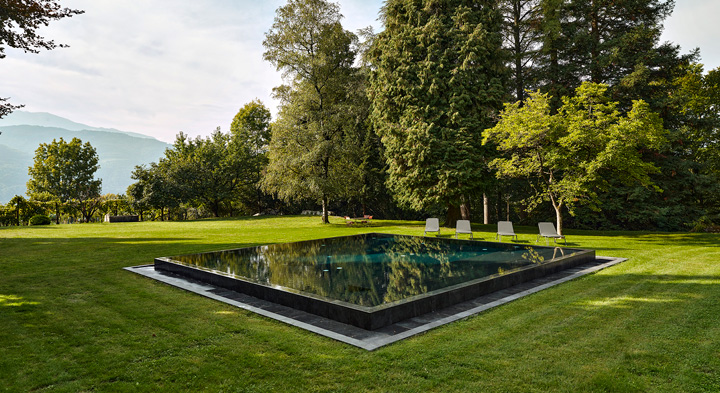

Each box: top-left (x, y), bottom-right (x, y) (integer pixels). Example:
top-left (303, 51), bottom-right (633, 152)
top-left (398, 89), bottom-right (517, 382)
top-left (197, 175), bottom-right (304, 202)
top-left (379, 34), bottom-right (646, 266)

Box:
top-left (164, 129), bottom-right (254, 217)
top-left (483, 83), bottom-right (666, 234)
top-left (27, 137), bottom-right (101, 223)
top-left (127, 163), bottom-right (180, 221)
top-left (230, 100), bottom-right (272, 213)
top-left (262, 0), bottom-right (361, 223)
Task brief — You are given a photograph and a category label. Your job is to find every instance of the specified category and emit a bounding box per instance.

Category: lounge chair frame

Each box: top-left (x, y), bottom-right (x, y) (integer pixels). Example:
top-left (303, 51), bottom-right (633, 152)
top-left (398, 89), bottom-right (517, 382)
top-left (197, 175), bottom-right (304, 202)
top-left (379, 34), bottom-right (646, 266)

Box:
top-left (424, 218), bottom-right (440, 236)
top-left (454, 219), bottom-right (473, 240)
top-left (496, 221), bottom-right (518, 242)
top-left (537, 222), bottom-right (567, 245)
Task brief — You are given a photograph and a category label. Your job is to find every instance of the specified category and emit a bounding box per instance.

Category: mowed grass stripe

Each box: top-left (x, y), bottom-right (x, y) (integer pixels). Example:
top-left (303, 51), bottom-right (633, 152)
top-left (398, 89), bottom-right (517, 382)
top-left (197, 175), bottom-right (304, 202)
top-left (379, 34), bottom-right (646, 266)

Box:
top-left (1, 216), bottom-right (719, 392)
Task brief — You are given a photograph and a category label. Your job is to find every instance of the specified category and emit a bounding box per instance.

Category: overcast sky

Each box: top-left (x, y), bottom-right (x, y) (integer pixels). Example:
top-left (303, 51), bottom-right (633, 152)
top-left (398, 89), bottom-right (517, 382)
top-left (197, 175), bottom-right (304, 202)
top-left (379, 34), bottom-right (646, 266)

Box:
top-left (1, 0), bottom-right (718, 143)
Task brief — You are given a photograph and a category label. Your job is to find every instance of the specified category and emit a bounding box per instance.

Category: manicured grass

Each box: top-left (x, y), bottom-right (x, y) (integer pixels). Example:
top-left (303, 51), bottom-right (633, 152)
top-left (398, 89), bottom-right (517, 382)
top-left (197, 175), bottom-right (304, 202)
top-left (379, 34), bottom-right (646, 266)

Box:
top-left (1, 216), bottom-right (719, 392)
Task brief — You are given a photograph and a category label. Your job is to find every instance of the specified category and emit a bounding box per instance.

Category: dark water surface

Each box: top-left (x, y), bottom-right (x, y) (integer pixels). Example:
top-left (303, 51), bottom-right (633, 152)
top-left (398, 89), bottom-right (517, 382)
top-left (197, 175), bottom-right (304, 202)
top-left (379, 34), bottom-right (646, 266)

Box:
top-left (168, 233), bottom-right (583, 307)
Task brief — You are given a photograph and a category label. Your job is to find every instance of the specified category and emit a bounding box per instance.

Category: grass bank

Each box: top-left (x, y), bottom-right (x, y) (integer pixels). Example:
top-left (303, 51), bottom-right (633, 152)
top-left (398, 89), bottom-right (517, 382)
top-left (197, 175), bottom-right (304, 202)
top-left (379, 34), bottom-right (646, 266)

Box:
top-left (1, 216), bottom-right (719, 392)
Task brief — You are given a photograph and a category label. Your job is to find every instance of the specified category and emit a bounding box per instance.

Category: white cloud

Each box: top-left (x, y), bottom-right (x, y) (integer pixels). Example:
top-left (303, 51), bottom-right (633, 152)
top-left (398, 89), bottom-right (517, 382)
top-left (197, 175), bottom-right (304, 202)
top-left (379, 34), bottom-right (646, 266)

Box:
top-left (2, 0), bottom-right (713, 143)
top-left (661, 0), bottom-right (720, 71)
top-left (1, 0), bottom-right (386, 142)
top-left (1, 0), bottom-right (293, 142)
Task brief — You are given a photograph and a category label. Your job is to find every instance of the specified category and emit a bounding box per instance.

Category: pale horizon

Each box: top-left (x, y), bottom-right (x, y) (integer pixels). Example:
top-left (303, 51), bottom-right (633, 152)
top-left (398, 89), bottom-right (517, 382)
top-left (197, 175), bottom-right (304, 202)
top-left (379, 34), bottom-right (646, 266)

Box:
top-left (1, 0), bottom-right (717, 143)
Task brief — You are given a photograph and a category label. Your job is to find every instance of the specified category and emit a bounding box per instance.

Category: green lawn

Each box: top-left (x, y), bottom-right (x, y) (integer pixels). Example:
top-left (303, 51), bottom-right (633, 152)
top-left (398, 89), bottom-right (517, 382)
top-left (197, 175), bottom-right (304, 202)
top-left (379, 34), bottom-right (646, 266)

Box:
top-left (1, 216), bottom-right (719, 392)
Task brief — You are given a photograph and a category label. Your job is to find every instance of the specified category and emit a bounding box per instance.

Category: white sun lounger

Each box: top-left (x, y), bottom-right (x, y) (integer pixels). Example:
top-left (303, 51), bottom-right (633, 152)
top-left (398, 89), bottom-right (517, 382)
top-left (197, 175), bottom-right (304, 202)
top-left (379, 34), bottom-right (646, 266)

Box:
top-left (496, 221), bottom-right (518, 242)
top-left (537, 222), bottom-right (566, 245)
top-left (455, 219), bottom-right (473, 239)
top-left (424, 218), bottom-right (440, 236)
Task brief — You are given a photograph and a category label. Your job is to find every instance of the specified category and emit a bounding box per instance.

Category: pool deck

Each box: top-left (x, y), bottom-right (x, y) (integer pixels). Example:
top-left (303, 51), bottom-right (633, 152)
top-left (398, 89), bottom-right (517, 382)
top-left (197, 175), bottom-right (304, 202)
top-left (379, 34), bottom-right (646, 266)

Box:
top-left (125, 256), bottom-right (625, 351)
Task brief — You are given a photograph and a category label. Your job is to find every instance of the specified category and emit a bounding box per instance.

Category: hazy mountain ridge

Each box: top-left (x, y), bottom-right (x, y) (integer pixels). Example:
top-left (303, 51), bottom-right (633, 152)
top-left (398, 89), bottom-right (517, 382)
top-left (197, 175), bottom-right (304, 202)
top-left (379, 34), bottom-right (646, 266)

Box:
top-left (0, 110), bottom-right (155, 140)
top-left (0, 114), bottom-right (171, 203)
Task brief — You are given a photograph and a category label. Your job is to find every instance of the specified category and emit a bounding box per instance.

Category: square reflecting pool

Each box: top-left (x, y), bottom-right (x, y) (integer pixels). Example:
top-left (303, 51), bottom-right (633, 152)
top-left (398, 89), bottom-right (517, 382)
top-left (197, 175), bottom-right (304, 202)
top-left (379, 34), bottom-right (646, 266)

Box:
top-left (154, 233), bottom-right (595, 330)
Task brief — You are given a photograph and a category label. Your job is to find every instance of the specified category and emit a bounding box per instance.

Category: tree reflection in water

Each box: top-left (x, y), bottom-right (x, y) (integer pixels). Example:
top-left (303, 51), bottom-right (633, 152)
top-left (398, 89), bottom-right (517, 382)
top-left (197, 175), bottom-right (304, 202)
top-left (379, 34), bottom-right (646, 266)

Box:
top-left (169, 234), bottom-right (580, 307)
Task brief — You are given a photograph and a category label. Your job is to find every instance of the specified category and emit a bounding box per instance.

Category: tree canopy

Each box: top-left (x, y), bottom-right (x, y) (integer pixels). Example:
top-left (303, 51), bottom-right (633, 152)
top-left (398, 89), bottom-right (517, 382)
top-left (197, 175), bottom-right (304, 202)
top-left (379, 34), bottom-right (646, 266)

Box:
top-left (261, 0), bottom-right (363, 224)
top-left (164, 129), bottom-right (256, 217)
top-left (230, 100), bottom-right (273, 214)
top-left (27, 137), bottom-right (101, 223)
top-left (483, 82), bottom-right (666, 234)
top-left (127, 162), bottom-right (179, 221)
top-left (7, 0), bottom-right (719, 232)
top-left (369, 0), bottom-right (506, 226)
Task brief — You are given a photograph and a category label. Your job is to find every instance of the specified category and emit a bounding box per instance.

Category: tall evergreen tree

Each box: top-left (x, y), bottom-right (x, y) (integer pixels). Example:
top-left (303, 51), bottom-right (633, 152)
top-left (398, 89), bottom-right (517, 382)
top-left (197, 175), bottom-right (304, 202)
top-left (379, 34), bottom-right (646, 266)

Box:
top-left (534, 0), bottom-right (572, 109)
top-left (532, 0), bottom-right (680, 107)
top-left (563, 0), bottom-right (673, 85)
top-left (501, 0), bottom-right (542, 102)
top-left (369, 0), bottom-right (506, 226)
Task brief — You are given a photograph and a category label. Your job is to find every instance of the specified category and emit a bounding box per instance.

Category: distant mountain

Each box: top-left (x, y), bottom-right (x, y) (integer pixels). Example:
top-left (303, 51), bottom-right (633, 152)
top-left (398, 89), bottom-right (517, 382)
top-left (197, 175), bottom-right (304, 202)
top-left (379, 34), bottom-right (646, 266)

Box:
top-left (0, 113), bottom-right (171, 203)
top-left (0, 144), bottom-right (29, 200)
top-left (0, 110), bottom-right (155, 140)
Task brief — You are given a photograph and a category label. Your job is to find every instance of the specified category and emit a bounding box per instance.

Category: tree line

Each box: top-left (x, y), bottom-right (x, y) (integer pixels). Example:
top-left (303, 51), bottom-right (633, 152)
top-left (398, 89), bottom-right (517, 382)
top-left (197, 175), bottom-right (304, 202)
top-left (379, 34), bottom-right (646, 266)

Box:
top-left (3, 0), bottom-right (719, 234)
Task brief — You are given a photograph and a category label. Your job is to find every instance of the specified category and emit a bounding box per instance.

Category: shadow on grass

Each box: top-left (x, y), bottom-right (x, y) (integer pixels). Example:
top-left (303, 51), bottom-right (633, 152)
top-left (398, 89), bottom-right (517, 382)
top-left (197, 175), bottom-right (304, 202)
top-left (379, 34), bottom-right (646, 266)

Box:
top-left (2, 236), bottom-right (268, 265)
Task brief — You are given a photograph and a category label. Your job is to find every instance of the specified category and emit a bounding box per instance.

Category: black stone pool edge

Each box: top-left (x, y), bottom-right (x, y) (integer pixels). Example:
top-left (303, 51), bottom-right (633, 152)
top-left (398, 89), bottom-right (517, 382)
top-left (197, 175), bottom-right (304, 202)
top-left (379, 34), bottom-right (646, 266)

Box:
top-left (125, 256), bottom-right (625, 351)
top-left (154, 244), bottom-right (596, 330)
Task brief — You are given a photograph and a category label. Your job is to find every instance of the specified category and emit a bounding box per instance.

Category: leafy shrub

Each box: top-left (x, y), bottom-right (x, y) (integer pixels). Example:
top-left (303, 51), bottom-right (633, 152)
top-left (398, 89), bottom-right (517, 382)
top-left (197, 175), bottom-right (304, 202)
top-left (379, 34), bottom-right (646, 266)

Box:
top-left (689, 216), bottom-right (720, 233)
top-left (29, 214), bottom-right (52, 226)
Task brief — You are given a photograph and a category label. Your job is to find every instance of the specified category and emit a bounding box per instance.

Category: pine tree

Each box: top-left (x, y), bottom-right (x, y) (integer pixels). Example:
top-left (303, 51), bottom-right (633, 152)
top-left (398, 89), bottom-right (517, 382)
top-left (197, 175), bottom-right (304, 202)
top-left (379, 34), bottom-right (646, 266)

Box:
top-left (500, 0), bottom-right (542, 102)
top-left (369, 0), bottom-right (506, 226)
top-left (532, 0), bottom-right (679, 108)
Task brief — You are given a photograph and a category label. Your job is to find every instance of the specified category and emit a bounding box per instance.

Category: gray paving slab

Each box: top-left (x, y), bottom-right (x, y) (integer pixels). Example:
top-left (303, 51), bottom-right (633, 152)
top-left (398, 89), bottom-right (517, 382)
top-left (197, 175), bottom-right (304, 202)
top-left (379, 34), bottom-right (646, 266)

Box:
top-left (125, 256), bottom-right (625, 351)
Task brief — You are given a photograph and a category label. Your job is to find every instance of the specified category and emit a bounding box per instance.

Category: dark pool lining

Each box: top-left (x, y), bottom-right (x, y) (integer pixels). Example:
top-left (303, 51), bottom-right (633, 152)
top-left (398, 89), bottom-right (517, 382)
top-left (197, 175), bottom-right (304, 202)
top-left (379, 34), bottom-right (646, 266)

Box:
top-left (129, 256), bottom-right (624, 350)
top-left (154, 234), bottom-right (595, 330)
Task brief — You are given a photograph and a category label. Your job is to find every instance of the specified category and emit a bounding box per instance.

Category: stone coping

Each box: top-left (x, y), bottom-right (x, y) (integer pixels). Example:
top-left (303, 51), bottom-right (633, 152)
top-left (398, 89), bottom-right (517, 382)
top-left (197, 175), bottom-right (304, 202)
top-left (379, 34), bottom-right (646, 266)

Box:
top-left (125, 256), bottom-right (625, 351)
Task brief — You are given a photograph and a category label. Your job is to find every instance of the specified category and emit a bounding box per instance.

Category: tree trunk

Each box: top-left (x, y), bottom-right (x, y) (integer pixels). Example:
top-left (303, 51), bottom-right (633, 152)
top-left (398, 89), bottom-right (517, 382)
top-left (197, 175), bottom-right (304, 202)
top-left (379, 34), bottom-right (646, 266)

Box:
top-left (512, 0), bottom-right (525, 102)
top-left (590, 0), bottom-right (600, 82)
top-left (554, 203), bottom-right (563, 236)
top-left (460, 195), bottom-right (470, 221)
top-left (545, 2), bottom-right (561, 112)
top-left (80, 202), bottom-right (88, 223)
top-left (483, 193), bottom-right (489, 224)
top-left (256, 188), bottom-right (262, 215)
top-left (506, 196), bottom-right (511, 221)
top-left (55, 202), bottom-right (60, 225)
top-left (460, 204), bottom-right (470, 221)
top-left (321, 195), bottom-right (329, 224)
top-left (445, 204), bottom-right (461, 229)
